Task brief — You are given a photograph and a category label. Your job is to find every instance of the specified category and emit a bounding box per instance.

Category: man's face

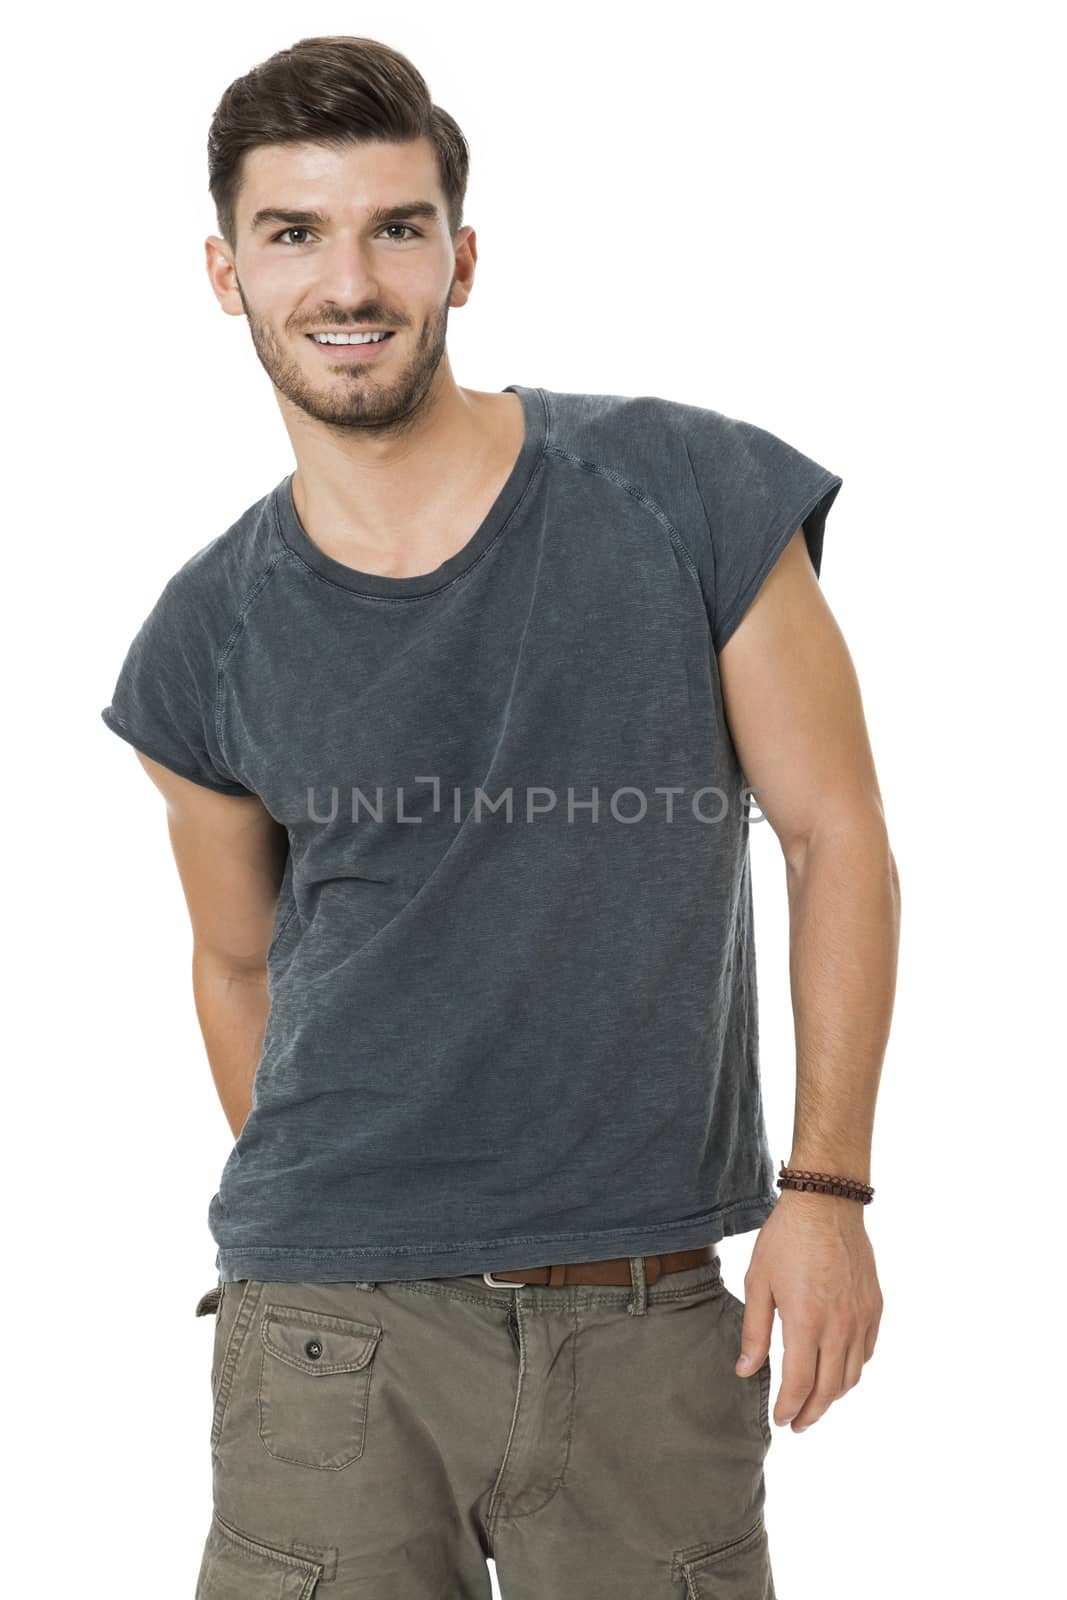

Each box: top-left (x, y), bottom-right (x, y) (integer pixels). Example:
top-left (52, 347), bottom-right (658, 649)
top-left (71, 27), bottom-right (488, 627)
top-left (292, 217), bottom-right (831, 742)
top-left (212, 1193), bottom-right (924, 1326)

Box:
top-left (218, 138), bottom-right (471, 430)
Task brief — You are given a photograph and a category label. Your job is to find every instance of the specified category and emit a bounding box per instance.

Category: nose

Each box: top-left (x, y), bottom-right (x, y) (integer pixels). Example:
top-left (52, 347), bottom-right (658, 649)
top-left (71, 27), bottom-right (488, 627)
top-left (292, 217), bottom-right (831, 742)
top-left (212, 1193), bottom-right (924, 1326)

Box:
top-left (309, 234), bottom-right (382, 308)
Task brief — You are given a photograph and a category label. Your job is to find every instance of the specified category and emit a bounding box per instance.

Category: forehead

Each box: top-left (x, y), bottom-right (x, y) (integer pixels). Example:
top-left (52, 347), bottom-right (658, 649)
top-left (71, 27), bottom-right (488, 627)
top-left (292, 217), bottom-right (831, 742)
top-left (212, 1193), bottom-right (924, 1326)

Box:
top-left (237, 137), bottom-right (442, 224)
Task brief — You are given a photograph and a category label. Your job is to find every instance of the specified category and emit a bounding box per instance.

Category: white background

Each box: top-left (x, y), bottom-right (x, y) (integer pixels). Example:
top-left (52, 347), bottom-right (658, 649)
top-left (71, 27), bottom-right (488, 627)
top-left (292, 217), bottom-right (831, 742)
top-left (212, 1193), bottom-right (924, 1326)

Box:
top-left (6, 2), bottom-right (1062, 1594)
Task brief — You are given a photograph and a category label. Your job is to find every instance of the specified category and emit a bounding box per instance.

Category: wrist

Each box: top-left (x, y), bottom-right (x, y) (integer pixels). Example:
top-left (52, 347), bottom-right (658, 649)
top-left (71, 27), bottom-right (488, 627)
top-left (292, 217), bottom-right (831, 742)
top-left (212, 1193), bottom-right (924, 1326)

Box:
top-left (775, 1188), bottom-right (868, 1220)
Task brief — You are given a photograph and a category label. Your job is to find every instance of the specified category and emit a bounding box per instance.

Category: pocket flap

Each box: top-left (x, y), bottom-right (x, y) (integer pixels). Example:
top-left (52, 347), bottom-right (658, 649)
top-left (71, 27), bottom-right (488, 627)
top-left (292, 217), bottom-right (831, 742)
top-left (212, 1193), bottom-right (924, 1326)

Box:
top-left (261, 1302), bottom-right (382, 1374)
top-left (676, 1515), bottom-right (773, 1598)
top-left (198, 1511), bottom-right (326, 1595)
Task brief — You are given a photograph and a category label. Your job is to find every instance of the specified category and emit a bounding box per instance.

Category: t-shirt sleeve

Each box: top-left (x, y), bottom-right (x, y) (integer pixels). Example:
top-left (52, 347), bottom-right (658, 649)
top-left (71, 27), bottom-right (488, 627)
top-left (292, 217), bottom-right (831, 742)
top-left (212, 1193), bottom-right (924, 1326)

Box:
top-left (679, 405), bottom-right (844, 655)
top-left (100, 571), bottom-right (255, 796)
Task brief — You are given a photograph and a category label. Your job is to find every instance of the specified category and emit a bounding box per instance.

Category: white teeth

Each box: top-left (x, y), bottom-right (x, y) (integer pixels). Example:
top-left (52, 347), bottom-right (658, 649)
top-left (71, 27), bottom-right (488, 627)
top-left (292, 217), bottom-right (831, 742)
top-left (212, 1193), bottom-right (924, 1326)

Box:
top-left (311, 331), bottom-right (390, 345)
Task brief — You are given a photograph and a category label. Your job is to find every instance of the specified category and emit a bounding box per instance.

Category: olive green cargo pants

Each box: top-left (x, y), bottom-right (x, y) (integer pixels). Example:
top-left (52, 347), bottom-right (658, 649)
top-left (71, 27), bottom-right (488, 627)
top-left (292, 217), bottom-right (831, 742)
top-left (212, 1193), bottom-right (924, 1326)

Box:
top-left (194, 1254), bottom-right (774, 1598)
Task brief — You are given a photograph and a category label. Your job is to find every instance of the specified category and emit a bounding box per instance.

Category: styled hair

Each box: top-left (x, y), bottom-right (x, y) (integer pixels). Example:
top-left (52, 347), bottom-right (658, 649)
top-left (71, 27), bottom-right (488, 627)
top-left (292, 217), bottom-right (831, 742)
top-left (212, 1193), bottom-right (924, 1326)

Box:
top-left (207, 35), bottom-right (470, 248)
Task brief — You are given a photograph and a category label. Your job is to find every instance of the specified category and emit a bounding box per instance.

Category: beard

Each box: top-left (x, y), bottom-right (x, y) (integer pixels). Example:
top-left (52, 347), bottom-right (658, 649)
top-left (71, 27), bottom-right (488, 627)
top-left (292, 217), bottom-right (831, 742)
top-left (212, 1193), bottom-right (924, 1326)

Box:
top-left (235, 278), bottom-right (453, 438)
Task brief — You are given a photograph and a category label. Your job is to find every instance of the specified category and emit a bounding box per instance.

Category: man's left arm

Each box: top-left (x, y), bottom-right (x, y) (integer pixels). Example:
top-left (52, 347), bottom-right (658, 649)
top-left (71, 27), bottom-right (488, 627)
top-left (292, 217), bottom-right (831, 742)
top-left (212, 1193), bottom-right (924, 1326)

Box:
top-left (718, 525), bottom-right (900, 1434)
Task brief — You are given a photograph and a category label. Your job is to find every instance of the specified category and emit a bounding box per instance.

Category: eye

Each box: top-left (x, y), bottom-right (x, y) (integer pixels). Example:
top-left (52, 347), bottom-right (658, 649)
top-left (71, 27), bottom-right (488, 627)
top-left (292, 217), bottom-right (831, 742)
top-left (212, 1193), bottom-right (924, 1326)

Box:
top-left (272, 227), bottom-right (315, 247)
top-left (381, 225), bottom-right (421, 241)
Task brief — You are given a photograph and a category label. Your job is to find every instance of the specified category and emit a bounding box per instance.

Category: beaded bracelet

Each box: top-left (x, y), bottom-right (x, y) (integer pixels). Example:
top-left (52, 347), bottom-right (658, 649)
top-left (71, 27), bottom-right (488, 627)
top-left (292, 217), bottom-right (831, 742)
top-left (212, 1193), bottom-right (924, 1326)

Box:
top-left (777, 1160), bottom-right (874, 1205)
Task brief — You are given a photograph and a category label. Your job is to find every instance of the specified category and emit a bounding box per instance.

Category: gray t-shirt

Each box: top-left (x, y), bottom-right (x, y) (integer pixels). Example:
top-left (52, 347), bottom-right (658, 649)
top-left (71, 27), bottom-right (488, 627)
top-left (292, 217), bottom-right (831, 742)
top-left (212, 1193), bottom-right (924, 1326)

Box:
top-left (101, 384), bottom-right (842, 1282)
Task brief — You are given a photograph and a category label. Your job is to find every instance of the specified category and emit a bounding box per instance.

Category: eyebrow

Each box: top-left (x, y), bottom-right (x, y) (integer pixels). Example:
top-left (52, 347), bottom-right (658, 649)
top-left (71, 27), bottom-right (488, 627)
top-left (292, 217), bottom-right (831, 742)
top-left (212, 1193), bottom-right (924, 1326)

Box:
top-left (249, 201), bottom-right (441, 234)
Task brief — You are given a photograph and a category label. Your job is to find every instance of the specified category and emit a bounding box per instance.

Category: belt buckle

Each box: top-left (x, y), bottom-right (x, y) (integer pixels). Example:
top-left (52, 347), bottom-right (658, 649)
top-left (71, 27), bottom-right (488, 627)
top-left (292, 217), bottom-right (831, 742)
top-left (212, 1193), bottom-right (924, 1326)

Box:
top-left (483, 1271), bottom-right (524, 1288)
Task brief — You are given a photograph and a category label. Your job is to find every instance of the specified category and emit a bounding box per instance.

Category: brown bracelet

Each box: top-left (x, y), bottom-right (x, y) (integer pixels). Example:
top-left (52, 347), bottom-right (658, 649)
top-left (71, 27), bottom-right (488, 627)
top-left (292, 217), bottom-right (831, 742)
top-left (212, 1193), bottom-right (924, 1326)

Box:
top-left (777, 1160), bottom-right (874, 1204)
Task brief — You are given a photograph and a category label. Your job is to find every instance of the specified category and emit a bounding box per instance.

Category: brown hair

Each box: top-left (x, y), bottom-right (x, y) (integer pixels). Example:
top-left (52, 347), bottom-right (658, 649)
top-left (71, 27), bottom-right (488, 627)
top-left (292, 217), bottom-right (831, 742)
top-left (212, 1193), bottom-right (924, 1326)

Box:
top-left (207, 35), bottom-right (471, 249)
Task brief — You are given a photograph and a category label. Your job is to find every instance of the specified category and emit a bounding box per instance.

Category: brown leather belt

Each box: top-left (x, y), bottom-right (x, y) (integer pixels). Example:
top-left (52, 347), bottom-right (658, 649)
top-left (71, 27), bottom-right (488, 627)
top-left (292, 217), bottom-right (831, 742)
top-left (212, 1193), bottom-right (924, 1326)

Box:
top-left (482, 1244), bottom-right (716, 1288)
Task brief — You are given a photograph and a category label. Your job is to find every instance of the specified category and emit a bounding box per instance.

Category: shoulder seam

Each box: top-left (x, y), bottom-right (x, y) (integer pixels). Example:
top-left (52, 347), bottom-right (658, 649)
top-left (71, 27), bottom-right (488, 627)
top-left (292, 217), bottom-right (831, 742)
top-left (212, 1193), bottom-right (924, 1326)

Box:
top-left (544, 441), bottom-right (702, 589)
top-left (212, 552), bottom-right (289, 789)
top-left (680, 431), bottom-right (719, 599)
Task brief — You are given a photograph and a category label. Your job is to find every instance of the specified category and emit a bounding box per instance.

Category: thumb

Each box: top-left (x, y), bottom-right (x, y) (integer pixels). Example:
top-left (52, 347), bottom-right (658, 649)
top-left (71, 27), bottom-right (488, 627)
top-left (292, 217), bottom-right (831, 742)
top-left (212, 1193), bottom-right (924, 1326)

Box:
top-left (734, 1291), bottom-right (773, 1376)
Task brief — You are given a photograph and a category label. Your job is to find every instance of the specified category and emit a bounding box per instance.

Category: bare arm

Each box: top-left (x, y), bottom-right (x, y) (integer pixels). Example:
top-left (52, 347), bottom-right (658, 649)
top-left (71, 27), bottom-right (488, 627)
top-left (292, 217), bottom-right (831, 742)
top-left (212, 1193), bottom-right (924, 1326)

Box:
top-left (134, 751), bottom-right (289, 1139)
top-left (717, 526), bottom-right (899, 1431)
top-left (720, 527), bottom-right (900, 1184)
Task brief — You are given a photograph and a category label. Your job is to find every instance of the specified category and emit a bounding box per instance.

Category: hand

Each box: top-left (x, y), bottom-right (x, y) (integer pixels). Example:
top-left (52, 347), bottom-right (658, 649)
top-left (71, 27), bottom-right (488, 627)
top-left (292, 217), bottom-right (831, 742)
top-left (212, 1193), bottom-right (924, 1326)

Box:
top-left (733, 1190), bottom-right (883, 1432)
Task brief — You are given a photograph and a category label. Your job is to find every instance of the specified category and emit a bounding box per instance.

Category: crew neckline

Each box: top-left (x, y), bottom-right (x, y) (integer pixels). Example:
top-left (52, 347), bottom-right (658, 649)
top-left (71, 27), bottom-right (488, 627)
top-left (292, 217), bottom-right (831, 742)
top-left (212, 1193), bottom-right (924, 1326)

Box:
top-left (272, 384), bottom-right (547, 598)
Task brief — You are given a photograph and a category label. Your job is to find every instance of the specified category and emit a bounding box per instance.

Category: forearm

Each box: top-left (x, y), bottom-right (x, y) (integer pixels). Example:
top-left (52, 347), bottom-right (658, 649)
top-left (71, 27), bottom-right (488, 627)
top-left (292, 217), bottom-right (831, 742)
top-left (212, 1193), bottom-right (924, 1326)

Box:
top-left (192, 947), bottom-right (271, 1139)
top-left (782, 817), bottom-right (900, 1187)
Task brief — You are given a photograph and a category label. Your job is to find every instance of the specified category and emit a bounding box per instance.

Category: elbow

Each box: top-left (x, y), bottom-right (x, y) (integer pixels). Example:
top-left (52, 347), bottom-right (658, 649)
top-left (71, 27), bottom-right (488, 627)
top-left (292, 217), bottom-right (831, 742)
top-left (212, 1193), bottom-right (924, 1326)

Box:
top-left (889, 846), bottom-right (902, 919)
top-left (782, 809), bottom-right (898, 882)
top-left (192, 941), bottom-right (271, 986)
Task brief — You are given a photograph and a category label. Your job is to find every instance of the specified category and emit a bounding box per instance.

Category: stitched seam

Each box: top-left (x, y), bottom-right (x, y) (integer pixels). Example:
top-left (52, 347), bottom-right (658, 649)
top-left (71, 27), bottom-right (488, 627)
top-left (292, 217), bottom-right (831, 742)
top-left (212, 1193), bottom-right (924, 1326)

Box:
top-left (759, 1355), bottom-right (772, 1448)
top-left (680, 429), bottom-right (719, 594)
top-left (485, 1271), bottom-right (529, 1535)
top-left (210, 1280), bottom-right (262, 1452)
top-left (267, 901), bottom-right (299, 960)
top-left (546, 441), bottom-right (704, 592)
top-left (212, 553), bottom-right (287, 785)
top-left (673, 1513), bottom-right (766, 1579)
top-left (257, 1336), bottom-right (372, 1468)
top-left (489, 1297), bottom-right (579, 1525)
top-left (213, 1511), bottom-right (325, 1580)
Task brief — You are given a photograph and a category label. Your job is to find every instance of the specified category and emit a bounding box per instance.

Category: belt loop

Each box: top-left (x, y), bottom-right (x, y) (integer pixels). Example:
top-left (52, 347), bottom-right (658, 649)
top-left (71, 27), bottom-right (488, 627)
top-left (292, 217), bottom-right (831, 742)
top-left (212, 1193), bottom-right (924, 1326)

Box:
top-left (627, 1255), bottom-right (648, 1316)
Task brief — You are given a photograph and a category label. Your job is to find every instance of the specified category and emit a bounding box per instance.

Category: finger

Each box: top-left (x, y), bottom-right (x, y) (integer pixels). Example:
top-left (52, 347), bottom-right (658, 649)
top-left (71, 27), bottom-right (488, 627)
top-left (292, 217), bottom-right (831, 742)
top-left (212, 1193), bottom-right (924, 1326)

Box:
top-left (864, 1302), bottom-right (882, 1362)
top-left (843, 1340), bottom-right (865, 1393)
top-left (791, 1337), bottom-right (850, 1431)
top-left (774, 1323), bottom-right (818, 1428)
top-left (735, 1278), bottom-right (775, 1376)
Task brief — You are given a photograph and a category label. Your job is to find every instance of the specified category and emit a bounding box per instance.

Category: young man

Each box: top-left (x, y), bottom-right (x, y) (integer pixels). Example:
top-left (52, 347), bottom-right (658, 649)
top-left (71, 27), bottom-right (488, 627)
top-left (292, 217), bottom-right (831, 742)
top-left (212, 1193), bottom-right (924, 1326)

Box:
top-left (101, 35), bottom-right (897, 1600)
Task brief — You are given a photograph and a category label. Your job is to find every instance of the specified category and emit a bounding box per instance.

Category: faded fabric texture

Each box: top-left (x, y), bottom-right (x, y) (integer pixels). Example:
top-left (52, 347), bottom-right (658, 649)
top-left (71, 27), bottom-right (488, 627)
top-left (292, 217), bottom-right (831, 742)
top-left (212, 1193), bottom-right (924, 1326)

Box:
top-left (101, 384), bottom-right (842, 1282)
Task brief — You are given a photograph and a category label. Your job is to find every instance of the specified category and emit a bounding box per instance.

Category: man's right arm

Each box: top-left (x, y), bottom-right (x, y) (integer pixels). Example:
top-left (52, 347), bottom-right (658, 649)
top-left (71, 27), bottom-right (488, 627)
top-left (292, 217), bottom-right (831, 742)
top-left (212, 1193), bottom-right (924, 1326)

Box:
top-left (134, 750), bottom-right (290, 1139)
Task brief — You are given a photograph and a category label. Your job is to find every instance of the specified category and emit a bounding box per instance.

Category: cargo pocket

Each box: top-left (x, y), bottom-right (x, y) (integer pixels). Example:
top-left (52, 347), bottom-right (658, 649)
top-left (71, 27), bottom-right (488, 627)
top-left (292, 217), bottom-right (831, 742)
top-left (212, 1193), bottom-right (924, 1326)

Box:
top-left (676, 1514), bottom-right (775, 1598)
top-left (195, 1509), bottom-right (323, 1598)
top-left (257, 1301), bottom-right (382, 1470)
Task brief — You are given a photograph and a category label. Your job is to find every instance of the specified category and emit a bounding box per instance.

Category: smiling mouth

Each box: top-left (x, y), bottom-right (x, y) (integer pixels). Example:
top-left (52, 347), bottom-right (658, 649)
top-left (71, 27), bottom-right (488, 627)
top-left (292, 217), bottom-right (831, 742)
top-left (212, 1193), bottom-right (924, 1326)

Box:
top-left (305, 332), bottom-right (396, 345)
